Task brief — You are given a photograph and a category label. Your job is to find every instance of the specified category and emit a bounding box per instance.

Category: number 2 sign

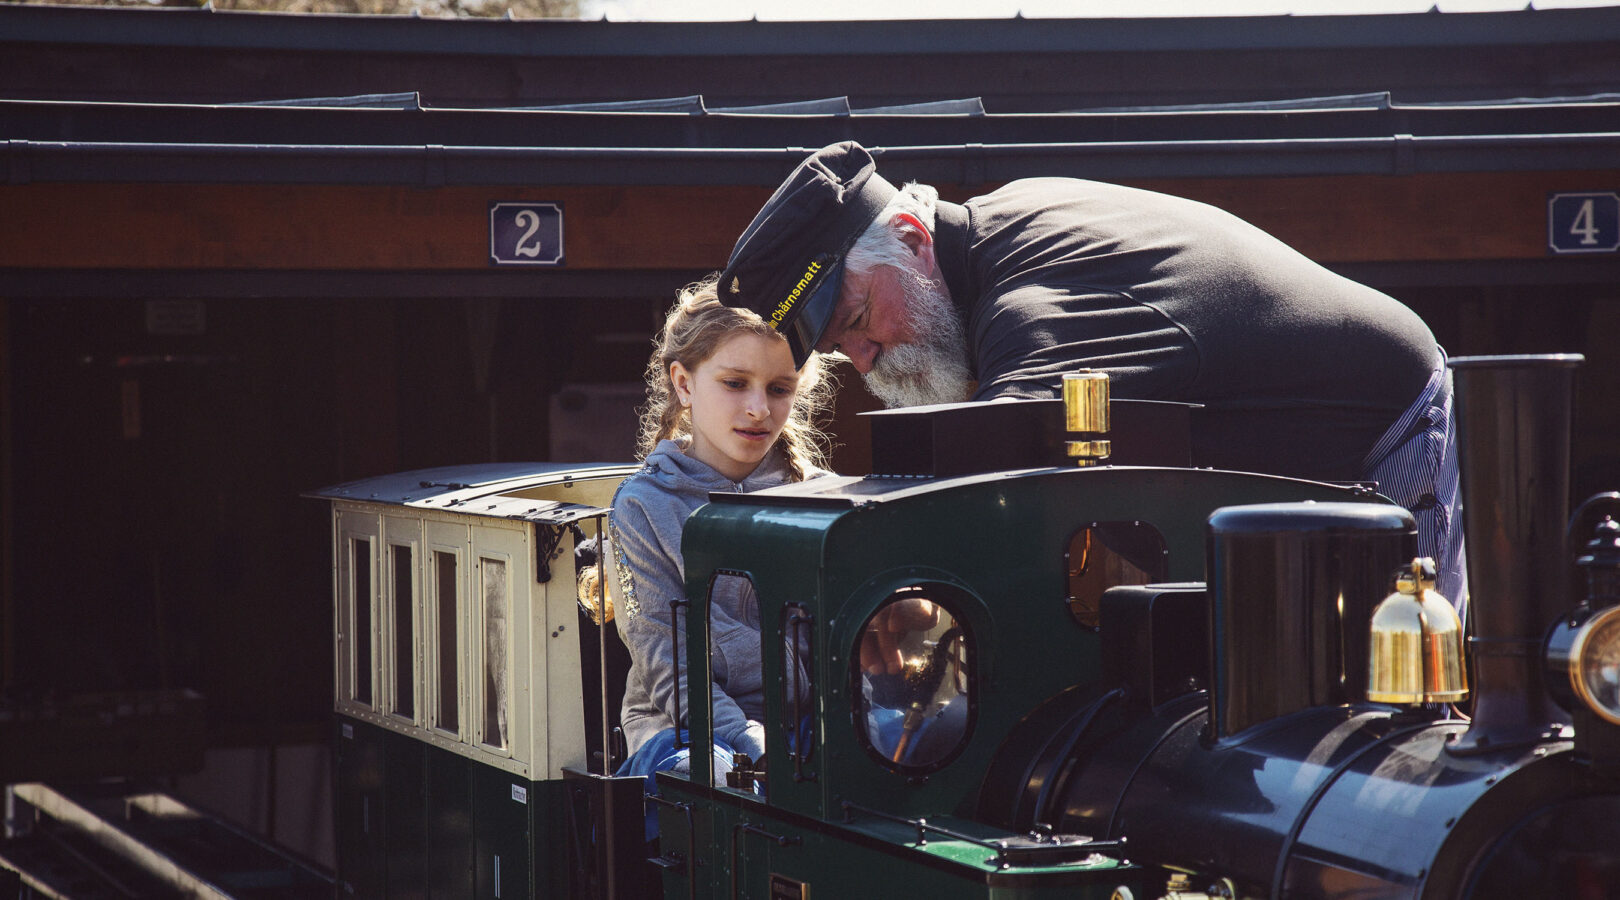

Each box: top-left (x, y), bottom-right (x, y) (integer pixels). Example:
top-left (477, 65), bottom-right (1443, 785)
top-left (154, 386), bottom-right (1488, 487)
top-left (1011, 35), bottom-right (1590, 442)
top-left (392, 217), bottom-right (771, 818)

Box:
top-left (1548, 192), bottom-right (1619, 255)
top-left (490, 202), bottom-right (564, 266)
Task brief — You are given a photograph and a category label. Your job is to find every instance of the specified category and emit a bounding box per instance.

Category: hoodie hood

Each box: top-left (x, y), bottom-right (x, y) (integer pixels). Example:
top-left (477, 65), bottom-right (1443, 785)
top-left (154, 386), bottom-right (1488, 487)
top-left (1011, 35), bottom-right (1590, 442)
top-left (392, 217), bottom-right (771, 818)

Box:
top-left (640, 438), bottom-right (796, 499)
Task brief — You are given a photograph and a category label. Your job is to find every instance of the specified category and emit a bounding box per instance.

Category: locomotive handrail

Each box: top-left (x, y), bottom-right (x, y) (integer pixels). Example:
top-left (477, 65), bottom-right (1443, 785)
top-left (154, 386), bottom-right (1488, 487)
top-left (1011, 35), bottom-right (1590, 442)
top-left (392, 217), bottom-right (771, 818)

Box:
top-left (839, 800), bottom-right (1123, 869)
top-left (729, 822), bottom-right (801, 900)
top-left (669, 597), bottom-right (689, 751)
top-left (646, 794), bottom-right (698, 900)
top-left (784, 603), bottom-right (816, 782)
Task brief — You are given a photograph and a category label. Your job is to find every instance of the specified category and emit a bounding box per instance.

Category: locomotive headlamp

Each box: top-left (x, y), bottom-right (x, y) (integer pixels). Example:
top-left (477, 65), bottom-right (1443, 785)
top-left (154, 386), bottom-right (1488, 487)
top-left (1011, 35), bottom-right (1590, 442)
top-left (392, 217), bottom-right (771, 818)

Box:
top-left (1368, 557), bottom-right (1469, 704)
top-left (1566, 604), bottom-right (1620, 725)
top-left (1062, 370), bottom-right (1111, 467)
top-left (1547, 603), bottom-right (1620, 726)
top-left (1546, 515), bottom-right (1620, 724)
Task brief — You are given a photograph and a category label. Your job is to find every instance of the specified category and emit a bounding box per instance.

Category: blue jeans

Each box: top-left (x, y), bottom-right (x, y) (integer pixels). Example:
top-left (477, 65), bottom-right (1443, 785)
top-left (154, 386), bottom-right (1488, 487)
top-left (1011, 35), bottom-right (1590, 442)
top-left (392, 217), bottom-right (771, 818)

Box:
top-left (617, 728), bottom-right (742, 841)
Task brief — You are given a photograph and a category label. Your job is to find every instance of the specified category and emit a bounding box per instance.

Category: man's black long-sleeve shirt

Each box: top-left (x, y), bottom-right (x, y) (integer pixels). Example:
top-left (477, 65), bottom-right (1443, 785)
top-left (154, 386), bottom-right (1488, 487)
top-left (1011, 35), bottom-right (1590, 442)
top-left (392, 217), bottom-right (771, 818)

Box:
top-left (933, 178), bottom-right (1437, 482)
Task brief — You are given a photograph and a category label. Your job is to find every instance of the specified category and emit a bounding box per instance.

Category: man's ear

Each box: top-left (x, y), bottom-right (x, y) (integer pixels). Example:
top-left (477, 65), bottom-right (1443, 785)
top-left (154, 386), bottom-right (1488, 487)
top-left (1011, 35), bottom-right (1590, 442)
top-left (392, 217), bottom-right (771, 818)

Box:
top-left (892, 212), bottom-right (936, 274)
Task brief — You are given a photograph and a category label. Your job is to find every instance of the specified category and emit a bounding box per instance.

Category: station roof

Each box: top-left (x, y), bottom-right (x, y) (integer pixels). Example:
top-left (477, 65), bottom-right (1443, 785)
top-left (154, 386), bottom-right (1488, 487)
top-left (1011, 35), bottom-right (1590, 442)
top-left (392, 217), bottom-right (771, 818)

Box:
top-left (3, 88), bottom-right (1618, 187)
top-left (5, 2), bottom-right (1620, 110)
top-left (3, 2), bottom-right (1618, 189)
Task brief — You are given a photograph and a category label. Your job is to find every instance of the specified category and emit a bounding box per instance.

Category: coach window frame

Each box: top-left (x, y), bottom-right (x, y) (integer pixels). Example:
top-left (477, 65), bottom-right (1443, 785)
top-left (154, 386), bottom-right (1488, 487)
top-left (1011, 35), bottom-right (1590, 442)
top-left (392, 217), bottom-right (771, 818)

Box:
top-left (471, 526), bottom-right (528, 763)
top-left (337, 511), bottom-right (381, 713)
top-left (383, 516), bottom-right (423, 726)
top-left (426, 520), bottom-right (468, 741)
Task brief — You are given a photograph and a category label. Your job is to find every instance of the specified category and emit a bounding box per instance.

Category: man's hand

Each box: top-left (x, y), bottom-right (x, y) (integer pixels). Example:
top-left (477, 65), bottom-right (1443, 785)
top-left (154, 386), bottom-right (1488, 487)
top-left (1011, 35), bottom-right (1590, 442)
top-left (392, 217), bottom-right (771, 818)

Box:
top-left (860, 597), bottom-right (941, 675)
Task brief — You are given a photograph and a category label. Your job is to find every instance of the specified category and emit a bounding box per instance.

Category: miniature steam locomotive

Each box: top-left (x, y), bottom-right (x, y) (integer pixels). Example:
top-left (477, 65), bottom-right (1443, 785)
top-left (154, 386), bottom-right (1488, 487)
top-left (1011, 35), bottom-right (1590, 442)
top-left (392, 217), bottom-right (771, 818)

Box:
top-left (312, 354), bottom-right (1620, 899)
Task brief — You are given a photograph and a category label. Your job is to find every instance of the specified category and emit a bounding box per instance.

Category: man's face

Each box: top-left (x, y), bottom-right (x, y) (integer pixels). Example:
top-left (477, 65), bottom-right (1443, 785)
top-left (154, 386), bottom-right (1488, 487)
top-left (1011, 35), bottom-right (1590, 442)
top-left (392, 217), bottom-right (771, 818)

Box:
top-left (814, 262), bottom-right (919, 375)
top-left (817, 258), bottom-right (972, 408)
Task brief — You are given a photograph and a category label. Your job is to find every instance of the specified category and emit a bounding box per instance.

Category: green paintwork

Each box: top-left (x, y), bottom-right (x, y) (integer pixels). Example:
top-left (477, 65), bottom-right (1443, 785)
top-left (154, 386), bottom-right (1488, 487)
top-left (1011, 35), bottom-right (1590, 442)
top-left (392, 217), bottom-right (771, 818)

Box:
top-left (655, 774), bottom-right (1164, 899)
top-left (663, 465), bottom-right (1389, 899)
top-left (333, 715), bottom-right (577, 899)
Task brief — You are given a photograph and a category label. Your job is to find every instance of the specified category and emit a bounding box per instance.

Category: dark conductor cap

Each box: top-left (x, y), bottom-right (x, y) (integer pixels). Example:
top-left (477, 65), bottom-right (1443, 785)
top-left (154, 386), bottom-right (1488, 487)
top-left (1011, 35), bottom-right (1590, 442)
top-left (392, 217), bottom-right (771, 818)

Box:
top-left (718, 142), bottom-right (897, 368)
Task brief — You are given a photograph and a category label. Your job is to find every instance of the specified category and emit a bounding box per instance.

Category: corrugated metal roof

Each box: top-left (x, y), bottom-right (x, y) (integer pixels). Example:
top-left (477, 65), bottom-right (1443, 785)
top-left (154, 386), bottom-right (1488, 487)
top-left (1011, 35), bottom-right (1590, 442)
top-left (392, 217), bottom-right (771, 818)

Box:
top-left (238, 92), bottom-right (424, 110)
top-left (3, 87), bottom-right (1616, 186)
top-left (255, 92), bottom-right (987, 116)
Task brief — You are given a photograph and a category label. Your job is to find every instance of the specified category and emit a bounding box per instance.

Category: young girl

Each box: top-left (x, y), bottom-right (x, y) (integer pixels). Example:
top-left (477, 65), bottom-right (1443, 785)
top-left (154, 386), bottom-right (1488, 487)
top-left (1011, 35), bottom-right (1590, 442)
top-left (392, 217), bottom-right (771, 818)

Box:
top-left (607, 273), bottom-right (833, 789)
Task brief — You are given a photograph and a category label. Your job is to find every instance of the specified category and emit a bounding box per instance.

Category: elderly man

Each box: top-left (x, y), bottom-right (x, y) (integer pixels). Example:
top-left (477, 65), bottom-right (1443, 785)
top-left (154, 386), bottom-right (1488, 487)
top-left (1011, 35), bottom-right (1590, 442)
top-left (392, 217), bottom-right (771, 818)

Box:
top-left (717, 141), bottom-right (1466, 607)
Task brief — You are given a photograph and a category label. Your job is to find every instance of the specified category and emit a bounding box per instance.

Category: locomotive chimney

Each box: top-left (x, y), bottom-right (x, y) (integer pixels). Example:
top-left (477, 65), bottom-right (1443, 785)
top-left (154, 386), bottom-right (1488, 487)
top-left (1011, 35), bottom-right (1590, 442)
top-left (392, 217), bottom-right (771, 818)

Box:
top-left (1449, 354), bottom-right (1583, 754)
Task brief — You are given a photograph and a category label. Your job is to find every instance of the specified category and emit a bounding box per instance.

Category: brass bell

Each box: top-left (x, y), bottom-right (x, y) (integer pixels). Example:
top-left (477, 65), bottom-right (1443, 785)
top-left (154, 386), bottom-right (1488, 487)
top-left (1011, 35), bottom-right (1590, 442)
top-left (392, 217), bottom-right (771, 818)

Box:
top-left (1368, 558), bottom-right (1469, 704)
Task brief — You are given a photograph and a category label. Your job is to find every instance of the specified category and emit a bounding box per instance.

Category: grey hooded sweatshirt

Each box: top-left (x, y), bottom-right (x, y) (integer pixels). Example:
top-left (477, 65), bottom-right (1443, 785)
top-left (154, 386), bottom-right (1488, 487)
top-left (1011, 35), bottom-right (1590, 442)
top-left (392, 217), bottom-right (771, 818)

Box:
top-left (607, 439), bottom-right (815, 760)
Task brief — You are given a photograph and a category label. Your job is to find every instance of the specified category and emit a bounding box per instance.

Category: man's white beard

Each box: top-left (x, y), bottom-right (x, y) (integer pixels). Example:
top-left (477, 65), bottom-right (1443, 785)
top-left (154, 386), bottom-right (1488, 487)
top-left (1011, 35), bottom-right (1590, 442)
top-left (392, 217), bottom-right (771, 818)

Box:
top-left (862, 268), bottom-right (973, 409)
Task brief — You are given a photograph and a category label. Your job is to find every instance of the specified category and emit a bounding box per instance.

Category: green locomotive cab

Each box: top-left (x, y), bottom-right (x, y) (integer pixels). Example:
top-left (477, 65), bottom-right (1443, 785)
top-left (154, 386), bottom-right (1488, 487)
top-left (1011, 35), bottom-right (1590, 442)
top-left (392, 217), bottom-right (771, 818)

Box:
top-left (654, 399), bottom-right (1400, 899)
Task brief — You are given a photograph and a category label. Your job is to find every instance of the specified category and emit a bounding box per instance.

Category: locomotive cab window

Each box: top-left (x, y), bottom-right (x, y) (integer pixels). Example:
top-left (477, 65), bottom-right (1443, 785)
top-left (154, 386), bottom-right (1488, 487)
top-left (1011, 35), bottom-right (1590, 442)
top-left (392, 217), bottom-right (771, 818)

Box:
top-left (1066, 521), bottom-right (1168, 629)
top-left (853, 586), bottom-right (974, 772)
top-left (693, 571), bottom-right (795, 792)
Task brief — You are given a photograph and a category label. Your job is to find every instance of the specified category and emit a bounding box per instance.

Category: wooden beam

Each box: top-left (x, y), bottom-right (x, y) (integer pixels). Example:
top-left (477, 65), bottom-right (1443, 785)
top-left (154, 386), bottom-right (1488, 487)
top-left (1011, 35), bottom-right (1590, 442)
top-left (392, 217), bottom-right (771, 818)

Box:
top-left (1, 171), bottom-right (1613, 272)
top-left (0, 184), bottom-right (767, 272)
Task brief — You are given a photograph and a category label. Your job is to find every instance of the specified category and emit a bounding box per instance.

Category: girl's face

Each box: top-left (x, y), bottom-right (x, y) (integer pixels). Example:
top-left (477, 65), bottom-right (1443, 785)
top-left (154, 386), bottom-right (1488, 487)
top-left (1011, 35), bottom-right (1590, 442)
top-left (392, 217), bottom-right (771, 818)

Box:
top-left (670, 331), bottom-right (801, 482)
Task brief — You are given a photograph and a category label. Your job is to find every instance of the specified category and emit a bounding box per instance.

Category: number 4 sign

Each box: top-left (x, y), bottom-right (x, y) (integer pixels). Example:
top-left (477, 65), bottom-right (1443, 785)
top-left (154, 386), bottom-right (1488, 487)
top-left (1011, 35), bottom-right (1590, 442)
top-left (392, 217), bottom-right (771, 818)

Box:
top-left (490, 202), bottom-right (564, 266)
top-left (1547, 192), bottom-right (1619, 255)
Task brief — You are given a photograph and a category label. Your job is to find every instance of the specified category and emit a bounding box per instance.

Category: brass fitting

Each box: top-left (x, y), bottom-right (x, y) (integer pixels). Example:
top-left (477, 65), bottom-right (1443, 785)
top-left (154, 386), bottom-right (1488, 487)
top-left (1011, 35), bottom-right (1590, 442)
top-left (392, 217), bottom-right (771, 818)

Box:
top-left (1062, 371), bottom-right (1111, 467)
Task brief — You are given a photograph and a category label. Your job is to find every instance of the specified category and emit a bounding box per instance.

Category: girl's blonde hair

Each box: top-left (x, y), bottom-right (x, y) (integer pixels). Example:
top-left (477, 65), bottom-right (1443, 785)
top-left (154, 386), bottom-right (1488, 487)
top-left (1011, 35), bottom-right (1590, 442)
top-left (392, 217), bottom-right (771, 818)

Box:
top-left (637, 273), bottom-right (834, 481)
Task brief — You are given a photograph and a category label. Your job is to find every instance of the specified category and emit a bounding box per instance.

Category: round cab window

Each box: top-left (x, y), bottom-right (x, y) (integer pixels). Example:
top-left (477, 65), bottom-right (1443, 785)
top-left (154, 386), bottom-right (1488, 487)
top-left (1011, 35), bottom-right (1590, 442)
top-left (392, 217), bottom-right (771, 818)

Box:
top-left (853, 587), bottom-right (973, 772)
